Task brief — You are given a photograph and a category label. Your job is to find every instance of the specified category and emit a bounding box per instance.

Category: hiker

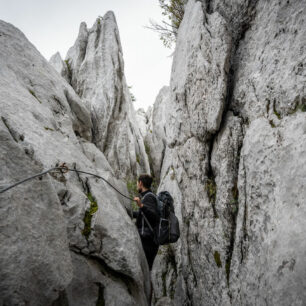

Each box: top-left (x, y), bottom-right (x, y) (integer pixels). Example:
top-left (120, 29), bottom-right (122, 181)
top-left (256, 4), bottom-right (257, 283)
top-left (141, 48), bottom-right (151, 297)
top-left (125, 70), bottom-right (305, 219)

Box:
top-left (133, 174), bottom-right (159, 271)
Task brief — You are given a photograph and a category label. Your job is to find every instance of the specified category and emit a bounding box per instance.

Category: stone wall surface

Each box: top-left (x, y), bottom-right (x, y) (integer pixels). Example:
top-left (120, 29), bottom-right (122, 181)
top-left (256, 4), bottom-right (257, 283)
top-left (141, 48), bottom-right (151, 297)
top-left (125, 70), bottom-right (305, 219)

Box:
top-left (0, 14), bottom-right (151, 306)
top-left (149, 0), bottom-right (306, 305)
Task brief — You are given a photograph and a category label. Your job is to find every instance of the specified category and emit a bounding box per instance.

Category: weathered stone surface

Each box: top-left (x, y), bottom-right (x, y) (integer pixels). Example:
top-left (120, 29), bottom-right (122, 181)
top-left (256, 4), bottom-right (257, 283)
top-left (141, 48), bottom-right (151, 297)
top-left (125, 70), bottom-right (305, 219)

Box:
top-left (49, 52), bottom-right (66, 77)
top-left (167, 0), bottom-right (231, 146)
top-left (145, 86), bottom-right (170, 182)
top-left (150, 0), bottom-right (234, 304)
top-left (136, 108), bottom-right (149, 139)
top-left (1, 0), bottom-right (305, 304)
top-left (0, 19), bottom-right (150, 305)
top-left (0, 119), bottom-right (73, 306)
top-left (231, 0), bottom-right (306, 122)
top-left (230, 114), bottom-right (306, 306)
top-left (53, 252), bottom-right (144, 306)
top-left (150, 0), bottom-right (306, 305)
top-left (56, 12), bottom-right (150, 179)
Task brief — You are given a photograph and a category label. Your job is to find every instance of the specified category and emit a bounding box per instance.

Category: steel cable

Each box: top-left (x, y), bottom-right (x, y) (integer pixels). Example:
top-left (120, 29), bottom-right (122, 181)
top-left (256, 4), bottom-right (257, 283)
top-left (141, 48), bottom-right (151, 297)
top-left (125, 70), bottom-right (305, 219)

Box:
top-left (0, 166), bottom-right (134, 201)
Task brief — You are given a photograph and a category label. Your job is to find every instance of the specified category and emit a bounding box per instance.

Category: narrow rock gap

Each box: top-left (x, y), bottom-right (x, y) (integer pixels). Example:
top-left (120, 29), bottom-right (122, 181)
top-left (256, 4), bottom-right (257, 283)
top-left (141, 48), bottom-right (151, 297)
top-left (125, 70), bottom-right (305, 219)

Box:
top-left (206, 136), bottom-right (218, 219)
top-left (220, 3), bottom-right (258, 288)
top-left (206, 0), bottom-right (213, 14)
top-left (196, 1), bottom-right (259, 295)
top-left (64, 59), bottom-right (72, 86)
top-left (240, 157), bottom-right (249, 263)
top-left (95, 283), bottom-right (105, 306)
top-left (225, 136), bottom-right (244, 290)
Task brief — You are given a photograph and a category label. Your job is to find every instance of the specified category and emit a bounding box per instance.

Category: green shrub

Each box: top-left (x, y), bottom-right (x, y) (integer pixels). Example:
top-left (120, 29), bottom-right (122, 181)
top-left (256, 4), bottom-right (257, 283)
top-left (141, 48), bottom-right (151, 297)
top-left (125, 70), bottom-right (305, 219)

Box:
top-left (147, 0), bottom-right (185, 48)
top-left (214, 251), bottom-right (222, 268)
top-left (44, 126), bottom-right (54, 131)
top-left (126, 179), bottom-right (138, 210)
top-left (205, 176), bottom-right (218, 218)
top-left (82, 193), bottom-right (98, 238)
top-left (273, 100), bottom-right (281, 119)
top-left (136, 153), bottom-right (141, 164)
top-left (206, 178), bottom-right (216, 204)
top-left (29, 89), bottom-right (42, 104)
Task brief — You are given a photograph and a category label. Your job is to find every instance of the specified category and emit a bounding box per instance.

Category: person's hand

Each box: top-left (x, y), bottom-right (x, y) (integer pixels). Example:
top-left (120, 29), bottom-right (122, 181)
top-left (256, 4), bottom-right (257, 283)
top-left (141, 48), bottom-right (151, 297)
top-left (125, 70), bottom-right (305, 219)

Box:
top-left (134, 197), bottom-right (144, 208)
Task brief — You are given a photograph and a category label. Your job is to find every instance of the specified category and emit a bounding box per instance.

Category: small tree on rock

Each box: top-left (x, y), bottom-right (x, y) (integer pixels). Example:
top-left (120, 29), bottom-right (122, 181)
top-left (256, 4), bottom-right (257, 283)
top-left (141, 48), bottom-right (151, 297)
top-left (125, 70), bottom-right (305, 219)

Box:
top-left (147, 0), bottom-right (185, 48)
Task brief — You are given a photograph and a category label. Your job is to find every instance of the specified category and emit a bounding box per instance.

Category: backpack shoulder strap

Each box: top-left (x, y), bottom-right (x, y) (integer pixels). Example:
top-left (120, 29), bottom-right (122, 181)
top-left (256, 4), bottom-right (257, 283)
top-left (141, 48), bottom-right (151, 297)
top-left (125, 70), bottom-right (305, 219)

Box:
top-left (141, 211), bottom-right (154, 233)
top-left (141, 191), bottom-right (156, 201)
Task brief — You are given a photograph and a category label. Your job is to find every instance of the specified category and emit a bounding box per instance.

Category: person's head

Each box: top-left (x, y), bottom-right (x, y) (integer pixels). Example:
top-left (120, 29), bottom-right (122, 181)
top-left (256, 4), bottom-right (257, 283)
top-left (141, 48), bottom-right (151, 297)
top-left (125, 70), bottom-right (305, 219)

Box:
top-left (137, 174), bottom-right (153, 193)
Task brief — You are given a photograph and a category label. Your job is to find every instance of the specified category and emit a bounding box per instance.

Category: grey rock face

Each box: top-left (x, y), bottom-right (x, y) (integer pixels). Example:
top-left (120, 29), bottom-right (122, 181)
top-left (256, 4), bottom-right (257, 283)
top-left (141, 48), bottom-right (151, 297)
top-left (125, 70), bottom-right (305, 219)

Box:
top-left (136, 108), bottom-right (148, 138)
top-left (144, 86), bottom-right (170, 183)
top-left (52, 12), bottom-right (150, 179)
top-left (167, 0), bottom-right (231, 146)
top-left (0, 18), bottom-right (150, 305)
top-left (150, 0), bottom-right (306, 305)
top-left (230, 114), bottom-right (306, 306)
top-left (0, 119), bottom-right (73, 306)
top-left (49, 52), bottom-right (66, 77)
top-left (54, 252), bottom-right (144, 306)
top-left (231, 0), bottom-right (306, 122)
top-left (150, 1), bottom-right (234, 303)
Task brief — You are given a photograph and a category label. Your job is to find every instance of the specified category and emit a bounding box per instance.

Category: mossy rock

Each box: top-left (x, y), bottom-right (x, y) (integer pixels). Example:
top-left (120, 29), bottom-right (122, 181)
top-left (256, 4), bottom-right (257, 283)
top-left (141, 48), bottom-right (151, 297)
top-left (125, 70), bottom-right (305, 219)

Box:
top-left (136, 153), bottom-right (141, 164)
top-left (206, 178), bottom-right (216, 204)
top-left (214, 251), bottom-right (222, 268)
top-left (82, 193), bottom-right (98, 238)
top-left (126, 178), bottom-right (138, 210)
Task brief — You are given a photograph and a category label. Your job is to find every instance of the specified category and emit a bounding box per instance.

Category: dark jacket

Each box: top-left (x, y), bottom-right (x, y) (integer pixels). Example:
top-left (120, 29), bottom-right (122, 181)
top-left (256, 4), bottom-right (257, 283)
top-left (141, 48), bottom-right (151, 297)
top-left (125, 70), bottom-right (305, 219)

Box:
top-left (133, 189), bottom-right (159, 238)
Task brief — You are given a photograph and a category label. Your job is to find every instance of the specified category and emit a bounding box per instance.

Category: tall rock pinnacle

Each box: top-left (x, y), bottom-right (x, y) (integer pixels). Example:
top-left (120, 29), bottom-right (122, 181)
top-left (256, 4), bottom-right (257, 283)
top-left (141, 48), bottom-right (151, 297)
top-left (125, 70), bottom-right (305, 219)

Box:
top-left (52, 11), bottom-right (150, 179)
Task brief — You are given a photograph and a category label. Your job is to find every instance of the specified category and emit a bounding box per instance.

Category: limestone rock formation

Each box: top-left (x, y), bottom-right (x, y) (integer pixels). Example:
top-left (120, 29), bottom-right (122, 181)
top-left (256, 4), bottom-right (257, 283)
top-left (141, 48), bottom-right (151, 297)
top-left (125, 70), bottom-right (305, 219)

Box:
top-left (150, 0), bottom-right (306, 305)
top-left (136, 108), bottom-right (149, 139)
top-left (0, 16), bottom-right (151, 306)
top-left (50, 12), bottom-right (150, 180)
top-left (1, 0), bottom-right (305, 305)
top-left (144, 86), bottom-right (171, 183)
top-left (49, 52), bottom-right (66, 78)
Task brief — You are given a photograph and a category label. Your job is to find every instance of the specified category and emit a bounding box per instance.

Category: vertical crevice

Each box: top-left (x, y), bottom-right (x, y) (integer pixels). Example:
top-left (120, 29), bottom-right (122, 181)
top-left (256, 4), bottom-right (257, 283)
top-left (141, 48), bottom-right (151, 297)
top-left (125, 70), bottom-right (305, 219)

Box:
top-left (51, 290), bottom-right (69, 306)
top-left (240, 157), bottom-right (249, 264)
top-left (95, 283), bottom-right (105, 306)
top-left (64, 59), bottom-right (72, 86)
top-left (225, 159), bottom-right (240, 288)
top-left (206, 0), bottom-right (213, 14)
top-left (207, 1), bottom-right (258, 290)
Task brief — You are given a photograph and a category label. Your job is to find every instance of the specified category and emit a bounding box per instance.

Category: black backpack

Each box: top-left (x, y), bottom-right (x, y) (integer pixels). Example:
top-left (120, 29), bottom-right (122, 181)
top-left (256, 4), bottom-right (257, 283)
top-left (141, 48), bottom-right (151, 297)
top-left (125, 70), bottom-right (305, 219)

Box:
top-left (141, 191), bottom-right (180, 245)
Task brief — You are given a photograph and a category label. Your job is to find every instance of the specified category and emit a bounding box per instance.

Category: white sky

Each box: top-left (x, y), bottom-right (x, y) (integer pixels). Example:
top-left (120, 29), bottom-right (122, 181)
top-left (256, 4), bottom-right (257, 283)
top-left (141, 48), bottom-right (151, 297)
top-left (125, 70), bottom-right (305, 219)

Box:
top-left (0, 0), bottom-right (173, 111)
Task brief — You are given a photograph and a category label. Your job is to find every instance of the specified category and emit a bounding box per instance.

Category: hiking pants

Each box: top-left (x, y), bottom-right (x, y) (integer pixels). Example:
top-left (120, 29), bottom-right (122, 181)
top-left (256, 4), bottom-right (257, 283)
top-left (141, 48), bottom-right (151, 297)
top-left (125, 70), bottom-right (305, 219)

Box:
top-left (140, 236), bottom-right (159, 270)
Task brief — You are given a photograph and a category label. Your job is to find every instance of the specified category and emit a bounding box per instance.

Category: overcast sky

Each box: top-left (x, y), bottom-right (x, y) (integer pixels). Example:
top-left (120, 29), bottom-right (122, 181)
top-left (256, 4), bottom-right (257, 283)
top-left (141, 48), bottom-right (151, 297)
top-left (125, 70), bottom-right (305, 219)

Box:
top-left (0, 0), bottom-right (173, 111)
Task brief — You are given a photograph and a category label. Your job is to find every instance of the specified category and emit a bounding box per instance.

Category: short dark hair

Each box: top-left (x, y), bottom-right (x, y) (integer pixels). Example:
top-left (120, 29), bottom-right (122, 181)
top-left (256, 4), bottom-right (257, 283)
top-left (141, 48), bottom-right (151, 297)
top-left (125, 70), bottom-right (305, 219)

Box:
top-left (138, 174), bottom-right (153, 189)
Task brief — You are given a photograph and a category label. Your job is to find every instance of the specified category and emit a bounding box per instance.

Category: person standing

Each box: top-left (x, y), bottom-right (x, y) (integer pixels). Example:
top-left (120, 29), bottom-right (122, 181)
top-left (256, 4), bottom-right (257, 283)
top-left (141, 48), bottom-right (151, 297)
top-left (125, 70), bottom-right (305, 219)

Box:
top-left (133, 174), bottom-right (159, 270)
